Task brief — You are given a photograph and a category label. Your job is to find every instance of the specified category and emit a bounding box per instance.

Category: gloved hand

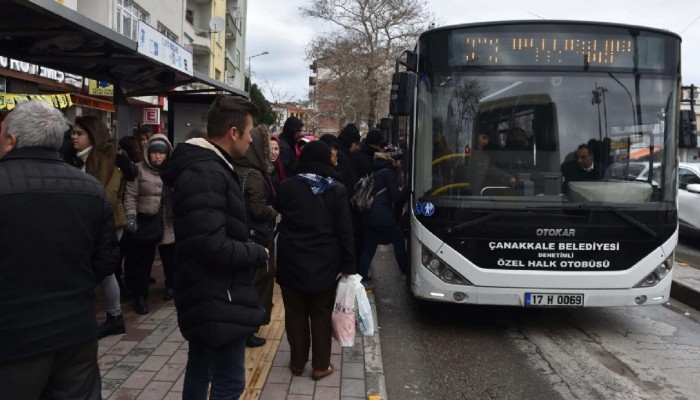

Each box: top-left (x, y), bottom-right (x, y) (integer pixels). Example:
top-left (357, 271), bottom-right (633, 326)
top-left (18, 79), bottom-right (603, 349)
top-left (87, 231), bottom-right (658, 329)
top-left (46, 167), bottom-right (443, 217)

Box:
top-left (126, 215), bottom-right (137, 233)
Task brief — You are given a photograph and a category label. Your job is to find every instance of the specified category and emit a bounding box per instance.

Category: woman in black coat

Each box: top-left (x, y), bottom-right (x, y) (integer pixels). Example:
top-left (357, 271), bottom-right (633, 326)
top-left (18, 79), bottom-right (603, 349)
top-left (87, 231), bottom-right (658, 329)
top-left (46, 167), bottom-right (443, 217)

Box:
top-left (274, 141), bottom-right (356, 381)
top-left (358, 152), bottom-right (409, 282)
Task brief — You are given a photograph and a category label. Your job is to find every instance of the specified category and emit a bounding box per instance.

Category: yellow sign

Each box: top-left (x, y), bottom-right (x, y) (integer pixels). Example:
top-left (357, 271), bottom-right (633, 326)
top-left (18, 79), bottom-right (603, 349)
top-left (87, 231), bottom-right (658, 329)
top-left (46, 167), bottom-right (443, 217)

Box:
top-left (88, 80), bottom-right (114, 97)
top-left (0, 94), bottom-right (73, 110)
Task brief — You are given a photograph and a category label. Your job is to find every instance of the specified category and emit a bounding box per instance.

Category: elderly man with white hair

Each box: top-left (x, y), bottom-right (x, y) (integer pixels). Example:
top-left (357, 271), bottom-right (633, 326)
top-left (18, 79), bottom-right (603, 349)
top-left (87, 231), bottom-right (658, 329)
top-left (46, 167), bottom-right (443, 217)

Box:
top-left (0, 101), bottom-right (119, 400)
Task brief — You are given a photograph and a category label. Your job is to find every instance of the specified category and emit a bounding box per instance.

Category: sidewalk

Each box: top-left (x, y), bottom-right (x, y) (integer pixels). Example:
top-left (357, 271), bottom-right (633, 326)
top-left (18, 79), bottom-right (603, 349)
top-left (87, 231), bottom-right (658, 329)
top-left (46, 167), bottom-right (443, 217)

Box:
top-left (96, 266), bottom-right (386, 400)
top-left (96, 259), bottom-right (700, 400)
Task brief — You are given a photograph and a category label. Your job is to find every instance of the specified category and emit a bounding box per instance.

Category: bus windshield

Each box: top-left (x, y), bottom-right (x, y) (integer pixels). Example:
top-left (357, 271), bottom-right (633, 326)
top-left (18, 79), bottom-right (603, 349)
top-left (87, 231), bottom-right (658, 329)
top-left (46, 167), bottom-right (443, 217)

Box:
top-left (414, 69), bottom-right (678, 208)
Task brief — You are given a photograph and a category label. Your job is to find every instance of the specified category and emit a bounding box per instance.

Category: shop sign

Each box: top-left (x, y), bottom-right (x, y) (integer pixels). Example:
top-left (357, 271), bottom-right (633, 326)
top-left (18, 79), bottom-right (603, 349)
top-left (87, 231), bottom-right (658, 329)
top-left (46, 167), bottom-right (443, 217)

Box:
top-left (137, 21), bottom-right (193, 76)
top-left (88, 79), bottom-right (114, 96)
top-left (0, 57), bottom-right (82, 88)
top-left (143, 107), bottom-right (160, 125)
top-left (0, 93), bottom-right (73, 110)
top-left (71, 94), bottom-right (115, 112)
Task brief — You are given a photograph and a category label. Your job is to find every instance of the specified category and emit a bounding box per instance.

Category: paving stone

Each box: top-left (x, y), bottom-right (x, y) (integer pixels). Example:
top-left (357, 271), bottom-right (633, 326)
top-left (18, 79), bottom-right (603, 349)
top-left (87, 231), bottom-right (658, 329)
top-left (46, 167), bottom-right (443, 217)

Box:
top-left (137, 355), bottom-right (170, 372)
top-left (168, 349), bottom-right (188, 364)
top-left (315, 367), bottom-right (341, 388)
top-left (164, 329), bottom-right (184, 342)
top-left (121, 329), bottom-right (154, 342)
top-left (259, 383), bottom-right (291, 400)
top-left (104, 362), bottom-right (140, 380)
top-left (135, 334), bottom-right (166, 350)
top-left (161, 392), bottom-right (181, 400)
top-left (101, 378), bottom-right (123, 398)
top-left (137, 324), bottom-right (158, 331)
top-left (152, 363), bottom-right (186, 382)
top-left (152, 341), bottom-right (180, 357)
top-left (340, 378), bottom-right (365, 398)
top-left (265, 365), bottom-right (293, 384)
top-left (313, 386), bottom-right (340, 400)
top-left (108, 387), bottom-right (141, 400)
top-left (135, 380), bottom-right (173, 400)
top-left (121, 370), bottom-right (157, 390)
top-left (108, 341), bottom-right (139, 356)
top-left (341, 347), bottom-right (363, 363)
top-left (287, 395), bottom-right (313, 400)
top-left (341, 362), bottom-right (364, 379)
top-left (122, 347), bottom-right (153, 364)
top-left (98, 354), bottom-right (123, 373)
top-left (171, 373), bottom-right (185, 392)
top-left (272, 349), bottom-right (291, 367)
top-left (289, 375), bottom-right (315, 395)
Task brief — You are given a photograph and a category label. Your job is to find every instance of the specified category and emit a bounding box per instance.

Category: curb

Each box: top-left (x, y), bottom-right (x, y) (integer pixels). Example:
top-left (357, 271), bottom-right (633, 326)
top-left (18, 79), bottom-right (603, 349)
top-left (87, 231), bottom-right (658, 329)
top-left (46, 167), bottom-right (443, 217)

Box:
top-left (364, 292), bottom-right (388, 400)
top-left (671, 280), bottom-right (700, 310)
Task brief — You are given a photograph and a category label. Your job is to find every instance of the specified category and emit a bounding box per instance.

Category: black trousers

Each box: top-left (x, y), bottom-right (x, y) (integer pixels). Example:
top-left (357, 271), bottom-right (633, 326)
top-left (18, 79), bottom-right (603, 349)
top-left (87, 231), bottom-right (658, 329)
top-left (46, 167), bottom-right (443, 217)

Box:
top-left (158, 243), bottom-right (177, 290)
top-left (124, 240), bottom-right (158, 298)
top-left (281, 286), bottom-right (335, 371)
top-left (0, 340), bottom-right (101, 400)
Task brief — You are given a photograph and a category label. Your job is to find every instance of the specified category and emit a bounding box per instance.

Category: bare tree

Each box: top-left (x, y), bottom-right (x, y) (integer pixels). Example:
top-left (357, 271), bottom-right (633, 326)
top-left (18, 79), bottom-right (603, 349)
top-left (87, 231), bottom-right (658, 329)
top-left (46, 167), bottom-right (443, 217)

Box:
top-left (302, 0), bottom-right (434, 129)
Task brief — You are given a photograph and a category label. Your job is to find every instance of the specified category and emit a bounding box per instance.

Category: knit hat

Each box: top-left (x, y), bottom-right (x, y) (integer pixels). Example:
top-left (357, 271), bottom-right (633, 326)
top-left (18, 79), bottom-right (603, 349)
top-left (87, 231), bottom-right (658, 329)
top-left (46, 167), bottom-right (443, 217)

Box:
top-left (318, 134), bottom-right (339, 149)
top-left (148, 137), bottom-right (169, 154)
top-left (365, 129), bottom-right (385, 146)
top-left (338, 123), bottom-right (360, 145)
top-left (299, 141), bottom-right (332, 167)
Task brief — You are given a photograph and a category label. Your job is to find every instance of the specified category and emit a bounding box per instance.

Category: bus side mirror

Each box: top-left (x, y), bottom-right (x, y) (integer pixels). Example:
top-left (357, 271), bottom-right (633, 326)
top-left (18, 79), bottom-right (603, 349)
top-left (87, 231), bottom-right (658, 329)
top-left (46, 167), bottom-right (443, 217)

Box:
top-left (679, 109), bottom-right (697, 148)
top-left (390, 71), bottom-right (417, 116)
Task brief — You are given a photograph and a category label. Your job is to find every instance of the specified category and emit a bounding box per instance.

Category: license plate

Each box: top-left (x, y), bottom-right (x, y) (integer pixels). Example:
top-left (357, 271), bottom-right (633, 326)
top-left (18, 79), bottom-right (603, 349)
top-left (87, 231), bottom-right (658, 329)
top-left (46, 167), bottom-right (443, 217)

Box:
top-left (525, 293), bottom-right (584, 307)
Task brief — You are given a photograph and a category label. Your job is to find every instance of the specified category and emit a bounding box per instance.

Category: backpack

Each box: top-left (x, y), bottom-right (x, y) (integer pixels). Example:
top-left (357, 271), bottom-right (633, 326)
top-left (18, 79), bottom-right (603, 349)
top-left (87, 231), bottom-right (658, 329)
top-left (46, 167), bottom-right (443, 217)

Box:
top-left (350, 171), bottom-right (387, 212)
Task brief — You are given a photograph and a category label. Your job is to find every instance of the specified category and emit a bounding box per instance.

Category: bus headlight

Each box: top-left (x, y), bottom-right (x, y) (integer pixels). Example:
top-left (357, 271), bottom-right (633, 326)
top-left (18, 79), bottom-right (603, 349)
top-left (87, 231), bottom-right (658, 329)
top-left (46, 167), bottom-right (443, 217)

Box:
top-left (421, 246), bottom-right (472, 285)
top-left (634, 255), bottom-right (673, 288)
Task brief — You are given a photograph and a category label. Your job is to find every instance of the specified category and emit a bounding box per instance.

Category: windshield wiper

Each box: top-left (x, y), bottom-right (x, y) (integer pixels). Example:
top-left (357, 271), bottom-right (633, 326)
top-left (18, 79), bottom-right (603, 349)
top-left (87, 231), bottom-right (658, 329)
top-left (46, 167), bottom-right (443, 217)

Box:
top-left (578, 204), bottom-right (657, 238)
top-left (447, 211), bottom-right (535, 233)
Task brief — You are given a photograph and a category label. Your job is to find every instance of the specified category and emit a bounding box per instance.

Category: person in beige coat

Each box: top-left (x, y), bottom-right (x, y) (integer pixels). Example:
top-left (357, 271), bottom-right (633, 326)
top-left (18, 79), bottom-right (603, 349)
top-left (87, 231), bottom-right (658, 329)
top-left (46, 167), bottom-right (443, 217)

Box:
top-left (123, 134), bottom-right (175, 314)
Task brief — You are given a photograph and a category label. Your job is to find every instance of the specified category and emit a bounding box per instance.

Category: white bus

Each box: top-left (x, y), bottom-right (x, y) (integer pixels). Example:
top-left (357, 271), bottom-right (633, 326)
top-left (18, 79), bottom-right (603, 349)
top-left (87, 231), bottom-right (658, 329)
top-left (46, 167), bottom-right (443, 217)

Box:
top-left (390, 21), bottom-right (681, 307)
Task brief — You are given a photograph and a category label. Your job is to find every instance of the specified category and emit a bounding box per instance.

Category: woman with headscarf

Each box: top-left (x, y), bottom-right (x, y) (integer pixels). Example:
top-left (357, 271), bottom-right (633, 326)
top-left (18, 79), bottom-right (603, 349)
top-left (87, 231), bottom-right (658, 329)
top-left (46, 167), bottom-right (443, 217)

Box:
top-left (269, 134), bottom-right (285, 193)
top-left (233, 125), bottom-right (278, 348)
top-left (273, 141), bottom-right (356, 381)
top-left (123, 134), bottom-right (176, 315)
top-left (71, 115), bottom-right (128, 338)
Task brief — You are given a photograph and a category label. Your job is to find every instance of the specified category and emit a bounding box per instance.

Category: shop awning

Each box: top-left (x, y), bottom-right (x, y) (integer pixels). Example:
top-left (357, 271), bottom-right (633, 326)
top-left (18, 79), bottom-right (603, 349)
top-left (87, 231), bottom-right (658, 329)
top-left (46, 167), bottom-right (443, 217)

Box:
top-left (0, 0), bottom-right (245, 97)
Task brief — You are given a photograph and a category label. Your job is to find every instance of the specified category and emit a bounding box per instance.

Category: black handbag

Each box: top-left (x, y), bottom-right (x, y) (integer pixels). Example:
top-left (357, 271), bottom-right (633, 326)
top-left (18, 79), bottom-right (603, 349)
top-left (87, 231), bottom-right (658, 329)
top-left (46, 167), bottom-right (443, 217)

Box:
top-left (132, 205), bottom-right (164, 242)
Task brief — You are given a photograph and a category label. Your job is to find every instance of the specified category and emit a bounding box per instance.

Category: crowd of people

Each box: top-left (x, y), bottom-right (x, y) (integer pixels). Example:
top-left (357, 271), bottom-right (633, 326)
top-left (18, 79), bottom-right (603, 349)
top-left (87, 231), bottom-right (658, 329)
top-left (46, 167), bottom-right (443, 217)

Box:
top-left (0, 96), bottom-right (409, 399)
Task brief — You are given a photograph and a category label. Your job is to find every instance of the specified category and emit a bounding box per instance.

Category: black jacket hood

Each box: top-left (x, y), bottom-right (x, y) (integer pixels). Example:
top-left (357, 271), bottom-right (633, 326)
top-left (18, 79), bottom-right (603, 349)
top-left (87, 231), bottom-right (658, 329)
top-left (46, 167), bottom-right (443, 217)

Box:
top-left (280, 117), bottom-right (304, 147)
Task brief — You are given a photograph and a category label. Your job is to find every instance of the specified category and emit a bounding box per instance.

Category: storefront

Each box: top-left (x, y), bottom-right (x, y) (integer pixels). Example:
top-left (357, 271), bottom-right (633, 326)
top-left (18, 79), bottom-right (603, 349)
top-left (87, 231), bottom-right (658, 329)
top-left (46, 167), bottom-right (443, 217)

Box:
top-left (0, 0), bottom-right (245, 139)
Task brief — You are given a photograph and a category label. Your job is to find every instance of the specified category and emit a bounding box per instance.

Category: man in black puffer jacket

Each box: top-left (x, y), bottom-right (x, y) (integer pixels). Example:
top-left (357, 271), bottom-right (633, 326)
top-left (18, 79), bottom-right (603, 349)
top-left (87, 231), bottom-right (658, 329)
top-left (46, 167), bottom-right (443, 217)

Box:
top-left (160, 95), bottom-right (268, 399)
top-left (0, 101), bottom-right (119, 400)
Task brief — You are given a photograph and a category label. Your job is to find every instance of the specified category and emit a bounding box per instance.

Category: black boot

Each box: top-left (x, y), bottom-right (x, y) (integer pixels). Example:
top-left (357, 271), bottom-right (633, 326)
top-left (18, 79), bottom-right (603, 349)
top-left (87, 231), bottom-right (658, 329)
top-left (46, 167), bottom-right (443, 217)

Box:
top-left (98, 313), bottom-right (126, 339)
top-left (134, 297), bottom-right (149, 315)
top-left (246, 333), bottom-right (266, 348)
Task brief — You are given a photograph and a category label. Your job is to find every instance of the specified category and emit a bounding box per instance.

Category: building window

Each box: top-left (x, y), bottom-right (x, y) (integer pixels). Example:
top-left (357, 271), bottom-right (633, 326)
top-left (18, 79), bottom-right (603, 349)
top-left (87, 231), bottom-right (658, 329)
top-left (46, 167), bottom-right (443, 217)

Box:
top-left (235, 49), bottom-right (241, 69)
top-left (215, 69), bottom-right (221, 81)
top-left (157, 23), bottom-right (178, 42)
top-left (185, 9), bottom-right (194, 25)
top-left (183, 34), bottom-right (193, 53)
top-left (116, 0), bottom-right (148, 40)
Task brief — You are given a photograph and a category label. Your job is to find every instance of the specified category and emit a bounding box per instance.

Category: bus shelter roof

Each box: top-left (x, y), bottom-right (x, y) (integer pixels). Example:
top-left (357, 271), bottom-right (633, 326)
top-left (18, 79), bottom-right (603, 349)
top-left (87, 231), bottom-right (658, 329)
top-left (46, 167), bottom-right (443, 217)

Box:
top-left (0, 0), bottom-right (246, 97)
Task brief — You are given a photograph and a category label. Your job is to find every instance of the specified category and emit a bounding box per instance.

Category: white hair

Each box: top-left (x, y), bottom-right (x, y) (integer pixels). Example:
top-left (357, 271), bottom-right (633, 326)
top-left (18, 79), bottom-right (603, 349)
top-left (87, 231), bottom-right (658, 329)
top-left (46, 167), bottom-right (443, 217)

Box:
top-left (5, 101), bottom-right (68, 150)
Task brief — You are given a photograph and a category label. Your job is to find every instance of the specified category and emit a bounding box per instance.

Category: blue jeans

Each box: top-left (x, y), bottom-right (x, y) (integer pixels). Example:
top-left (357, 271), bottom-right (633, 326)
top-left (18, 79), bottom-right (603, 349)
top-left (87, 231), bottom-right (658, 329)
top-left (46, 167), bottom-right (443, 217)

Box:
top-left (359, 223), bottom-right (407, 280)
top-left (182, 337), bottom-right (247, 400)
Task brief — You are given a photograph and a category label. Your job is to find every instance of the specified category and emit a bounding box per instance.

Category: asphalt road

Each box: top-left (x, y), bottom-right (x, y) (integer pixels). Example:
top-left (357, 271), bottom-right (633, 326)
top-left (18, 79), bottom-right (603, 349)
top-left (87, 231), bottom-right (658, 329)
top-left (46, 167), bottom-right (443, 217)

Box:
top-left (370, 246), bottom-right (700, 400)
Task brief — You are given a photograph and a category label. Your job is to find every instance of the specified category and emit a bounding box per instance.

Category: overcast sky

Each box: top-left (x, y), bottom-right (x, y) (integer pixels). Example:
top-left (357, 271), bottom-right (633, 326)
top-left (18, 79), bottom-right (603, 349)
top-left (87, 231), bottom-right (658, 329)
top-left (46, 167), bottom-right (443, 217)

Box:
top-left (246, 0), bottom-right (700, 101)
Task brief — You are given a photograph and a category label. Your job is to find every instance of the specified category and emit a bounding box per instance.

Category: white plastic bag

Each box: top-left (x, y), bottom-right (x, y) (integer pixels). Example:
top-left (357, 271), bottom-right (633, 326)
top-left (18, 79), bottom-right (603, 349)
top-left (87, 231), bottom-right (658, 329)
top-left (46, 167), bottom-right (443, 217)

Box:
top-left (352, 276), bottom-right (374, 336)
top-left (332, 276), bottom-right (356, 347)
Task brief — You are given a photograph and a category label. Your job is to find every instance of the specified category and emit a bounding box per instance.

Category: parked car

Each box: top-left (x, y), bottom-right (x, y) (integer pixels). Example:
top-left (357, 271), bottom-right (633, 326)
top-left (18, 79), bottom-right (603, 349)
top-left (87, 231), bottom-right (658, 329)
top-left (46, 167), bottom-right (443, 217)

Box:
top-left (605, 161), bottom-right (700, 237)
top-left (678, 162), bottom-right (700, 237)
